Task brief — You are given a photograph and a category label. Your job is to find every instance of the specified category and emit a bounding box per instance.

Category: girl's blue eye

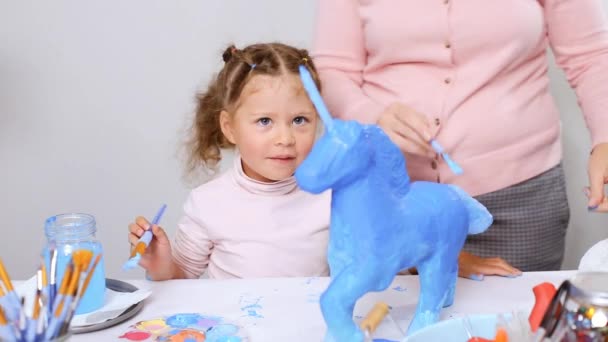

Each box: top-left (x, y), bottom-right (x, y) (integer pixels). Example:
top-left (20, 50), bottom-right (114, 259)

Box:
top-left (294, 116), bottom-right (309, 125)
top-left (257, 117), bottom-right (271, 126)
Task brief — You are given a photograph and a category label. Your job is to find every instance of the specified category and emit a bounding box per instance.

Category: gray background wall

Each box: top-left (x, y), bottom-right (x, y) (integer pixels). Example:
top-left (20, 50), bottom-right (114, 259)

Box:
top-left (0, 1), bottom-right (606, 279)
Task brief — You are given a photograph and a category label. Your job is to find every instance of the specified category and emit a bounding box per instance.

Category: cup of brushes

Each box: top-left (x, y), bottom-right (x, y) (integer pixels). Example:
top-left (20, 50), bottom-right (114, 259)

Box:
top-left (0, 249), bottom-right (102, 341)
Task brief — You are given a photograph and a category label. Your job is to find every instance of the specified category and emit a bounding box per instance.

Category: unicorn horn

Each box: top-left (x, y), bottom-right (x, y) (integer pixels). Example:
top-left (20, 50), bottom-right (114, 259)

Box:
top-left (299, 65), bottom-right (334, 131)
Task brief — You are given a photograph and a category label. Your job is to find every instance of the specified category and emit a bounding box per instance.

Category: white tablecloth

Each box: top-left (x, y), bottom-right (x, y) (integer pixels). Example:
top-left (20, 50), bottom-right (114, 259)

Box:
top-left (58, 270), bottom-right (575, 341)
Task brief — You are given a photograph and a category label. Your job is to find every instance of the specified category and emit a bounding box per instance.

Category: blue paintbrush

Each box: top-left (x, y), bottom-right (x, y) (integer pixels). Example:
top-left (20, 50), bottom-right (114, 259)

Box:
top-left (430, 139), bottom-right (463, 175)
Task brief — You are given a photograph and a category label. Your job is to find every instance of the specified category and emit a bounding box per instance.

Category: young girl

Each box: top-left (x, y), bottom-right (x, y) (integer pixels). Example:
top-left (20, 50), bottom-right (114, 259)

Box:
top-left (128, 43), bottom-right (330, 280)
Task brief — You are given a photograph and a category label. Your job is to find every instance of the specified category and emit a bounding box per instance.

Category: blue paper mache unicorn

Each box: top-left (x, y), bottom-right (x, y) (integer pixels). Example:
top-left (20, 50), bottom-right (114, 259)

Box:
top-left (295, 65), bottom-right (493, 341)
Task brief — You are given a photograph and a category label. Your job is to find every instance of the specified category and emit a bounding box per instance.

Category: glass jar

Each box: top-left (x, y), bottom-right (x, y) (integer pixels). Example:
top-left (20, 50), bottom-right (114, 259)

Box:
top-left (44, 213), bottom-right (105, 314)
top-left (539, 272), bottom-right (608, 341)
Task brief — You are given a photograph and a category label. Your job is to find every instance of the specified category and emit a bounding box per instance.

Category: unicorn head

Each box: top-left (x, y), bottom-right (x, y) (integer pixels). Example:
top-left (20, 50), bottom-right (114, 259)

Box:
top-left (295, 66), bottom-right (374, 193)
top-left (296, 119), bottom-right (372, 193)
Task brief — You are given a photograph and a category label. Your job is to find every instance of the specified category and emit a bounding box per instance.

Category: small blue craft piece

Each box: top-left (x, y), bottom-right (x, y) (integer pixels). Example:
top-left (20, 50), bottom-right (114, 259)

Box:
top-left (296, 65), bottom-right (493, 341)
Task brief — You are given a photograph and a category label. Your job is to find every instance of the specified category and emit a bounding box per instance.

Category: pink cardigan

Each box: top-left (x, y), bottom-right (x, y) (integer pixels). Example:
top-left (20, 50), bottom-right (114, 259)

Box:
top-left (313, 0), bottom-right (608, 196)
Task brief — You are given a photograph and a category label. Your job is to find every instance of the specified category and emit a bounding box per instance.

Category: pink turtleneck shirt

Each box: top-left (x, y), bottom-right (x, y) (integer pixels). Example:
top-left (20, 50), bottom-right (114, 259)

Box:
top-left (313, 0), bottom-right (608, 196)
top-left (171, 155), bottom-right (330, 279)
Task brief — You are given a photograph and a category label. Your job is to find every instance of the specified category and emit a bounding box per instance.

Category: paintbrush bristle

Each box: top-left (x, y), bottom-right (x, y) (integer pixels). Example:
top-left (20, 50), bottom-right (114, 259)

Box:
top-left (58, 263), bottom-right (73, 296)
top-left (40, 257), bottom-right (48, 288)
top-left (80, 254), bottom-right (102, 298)
top-left (66, 263), bottom-right (81, 297)
top-left (134, 242), bottom-right (146, 256)
top-left (0, 258), bottom-right (14, 292)
top-left (80, 250), bottom-right (94, 272)
top-left (71, 251), bottom-right (83, 268)
top-left (0, 307), bottom-right (7, 325)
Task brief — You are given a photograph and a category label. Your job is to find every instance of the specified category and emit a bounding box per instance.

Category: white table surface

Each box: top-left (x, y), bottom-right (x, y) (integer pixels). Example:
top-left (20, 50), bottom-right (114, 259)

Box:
top-left (52, 271), bottom-right (576, 341)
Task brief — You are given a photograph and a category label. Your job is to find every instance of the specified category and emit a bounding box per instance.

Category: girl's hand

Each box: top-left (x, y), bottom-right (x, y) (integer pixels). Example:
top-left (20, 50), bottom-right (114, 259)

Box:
top-left (458, 251), bottom-right (522, 281)
top-left (376, 102), bottom-right (435, 157)
top-left (128, 216), bottom-right (176, 280)
top-left (586, 143), bottom-right (608, 213)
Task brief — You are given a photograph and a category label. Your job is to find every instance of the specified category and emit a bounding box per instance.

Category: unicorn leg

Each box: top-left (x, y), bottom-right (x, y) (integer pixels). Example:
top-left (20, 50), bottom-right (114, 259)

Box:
top-left (327, 238), bottom-right (349, 278)
top-left (320, 265), bottom-right (376, 342)
top-left (442, 263), bottom-right (458, 308)
top-left (327, 216), bottom-right (352, 278)
top-left (407, 260), bottom-right (457, 335)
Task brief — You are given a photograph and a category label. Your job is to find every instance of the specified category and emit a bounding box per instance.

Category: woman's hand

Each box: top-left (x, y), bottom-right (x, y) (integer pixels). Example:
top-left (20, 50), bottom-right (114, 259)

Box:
top-left (458, 251), bottom-right (522, 280)
top-left (586, 143), bottom-right (608, 212)
top-left (376, 102), bottom-right (435, 157)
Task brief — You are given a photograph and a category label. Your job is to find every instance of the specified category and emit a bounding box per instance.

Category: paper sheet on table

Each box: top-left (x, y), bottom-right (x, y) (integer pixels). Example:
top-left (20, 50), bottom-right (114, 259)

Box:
top-left (16, 277), bottom-right (151, 327)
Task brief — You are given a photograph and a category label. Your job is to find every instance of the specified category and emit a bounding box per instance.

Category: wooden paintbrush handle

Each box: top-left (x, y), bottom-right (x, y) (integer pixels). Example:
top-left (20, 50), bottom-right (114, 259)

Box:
top-left (360, 302), bottom-right (390, 334)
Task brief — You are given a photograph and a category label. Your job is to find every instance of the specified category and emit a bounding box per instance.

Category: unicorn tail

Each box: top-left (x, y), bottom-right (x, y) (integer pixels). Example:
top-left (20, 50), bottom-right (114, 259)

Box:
top-left (448, 185), bottom-right (493, 235)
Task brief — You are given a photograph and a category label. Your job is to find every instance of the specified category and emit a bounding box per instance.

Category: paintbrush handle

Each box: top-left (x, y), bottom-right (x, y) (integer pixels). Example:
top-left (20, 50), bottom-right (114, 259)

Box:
top-left (26, 317), bottom-right (37, 342)
top-left (35, 313), bottom-right (45, 342)
top-left (45, 285), bottom-right (54, 317)
top-left (59, 295), bottom-right (81, 338)
top-left (0, 291), bottom-right (21, 322)
top-left (62, 295), bottom-right (79, 330)
top-left (45, 316), bottom-right (62, 341)
top-left (150, 204), bottom-right (167, 226)
top-left (299, 65), bottom-right (334, 129)
top-left (52, 294), bottom-right (65, 318)
top-left (32, 291), bottom-right (41, 320)
top-left (429, 139), bottom-right (463, 175)
top-left (360, 302), bottom-right (390, 334)
top-left (430, 140), bottom-right (444, 153)
top-left (0, 324), bottom-right (16, 342)
top-left (50, 249), bottom-right (58, 285)
top-left (48, 296), bottom-right (72, 340)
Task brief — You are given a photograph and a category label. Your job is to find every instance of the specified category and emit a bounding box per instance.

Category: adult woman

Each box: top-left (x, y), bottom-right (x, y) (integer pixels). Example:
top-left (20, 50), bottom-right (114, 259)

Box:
top-left (312, 0), bottom-right (608, 278)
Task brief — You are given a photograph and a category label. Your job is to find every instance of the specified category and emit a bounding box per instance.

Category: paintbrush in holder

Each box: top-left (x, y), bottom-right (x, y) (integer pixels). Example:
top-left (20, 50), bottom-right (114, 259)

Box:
top-left (0, 250), bottom-right (101, 342)
top-left (43, 214), bottom-right (105, 315)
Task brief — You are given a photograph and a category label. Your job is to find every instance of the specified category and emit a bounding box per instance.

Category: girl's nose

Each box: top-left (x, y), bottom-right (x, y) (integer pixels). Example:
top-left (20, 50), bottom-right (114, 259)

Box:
top-left (275, 126), bottom-right (296, 146)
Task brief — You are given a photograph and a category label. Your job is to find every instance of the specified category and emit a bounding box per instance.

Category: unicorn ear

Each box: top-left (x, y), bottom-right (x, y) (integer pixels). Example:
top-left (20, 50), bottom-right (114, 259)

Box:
top-left (299, 65), bottom-right (334, 131)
